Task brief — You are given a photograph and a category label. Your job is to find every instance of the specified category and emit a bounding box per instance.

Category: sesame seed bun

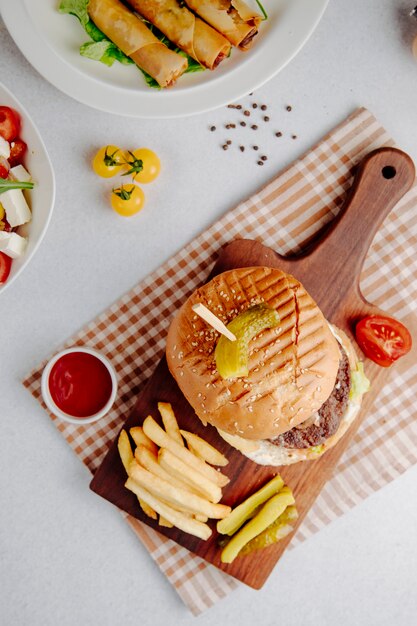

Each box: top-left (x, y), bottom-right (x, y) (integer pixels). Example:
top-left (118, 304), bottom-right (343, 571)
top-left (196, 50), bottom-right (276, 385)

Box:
top-left (222, 326), bottom-right (363, 466)
top-left (166, 266), bottom-right (341, 441)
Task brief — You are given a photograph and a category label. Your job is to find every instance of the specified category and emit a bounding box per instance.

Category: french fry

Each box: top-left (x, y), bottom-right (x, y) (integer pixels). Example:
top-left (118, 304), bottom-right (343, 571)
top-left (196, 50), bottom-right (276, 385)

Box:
top-left (180, 430), bottom-right (228, 467)
top-left (139, 500), bottom-right (158, 520)
top-left (117, 430), bottom-right (157, 520)
top-left (159, 516), bottom-right (174, 528)
top-left (158, 448), bottom-right (222, 503)
top-left (194, 514), bottom-right (208, 523)
top-left (129, 463), bottom-right (231, 520)
top-left (118, 430), bottom-right (134, 473)
top-left (143, 416), bottom-right (229, 488)
top-left (134, 445), bottom-right (201, 497)
top-left (187, 443), bottom-right (206, 463)
top-left (129, 426), bottom-right (158, 457)
top-left (158, 402), bottom-right (183, 446)
top-left (125, 478), bottom-right (212, 540)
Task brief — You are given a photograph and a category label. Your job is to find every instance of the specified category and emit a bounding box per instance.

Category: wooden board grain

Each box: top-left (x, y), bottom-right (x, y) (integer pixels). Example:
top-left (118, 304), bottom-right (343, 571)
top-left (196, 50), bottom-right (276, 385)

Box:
top-left (90, 148), bottom-right (415, 589)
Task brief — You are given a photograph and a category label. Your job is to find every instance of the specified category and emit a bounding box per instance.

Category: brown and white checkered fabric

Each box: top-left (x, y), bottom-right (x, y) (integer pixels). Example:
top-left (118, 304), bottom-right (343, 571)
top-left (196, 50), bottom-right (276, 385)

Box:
top-left (23, 108), bottom-right (417, 615)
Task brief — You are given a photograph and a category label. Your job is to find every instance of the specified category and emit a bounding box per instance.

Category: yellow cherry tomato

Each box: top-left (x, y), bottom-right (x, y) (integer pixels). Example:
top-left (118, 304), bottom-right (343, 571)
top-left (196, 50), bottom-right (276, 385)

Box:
top-left (124, 148), bottom-right (161, 183)
top-left (111, 184), bottom-right (145, 217)
top-left (93, 145), bottom-right (126, 178)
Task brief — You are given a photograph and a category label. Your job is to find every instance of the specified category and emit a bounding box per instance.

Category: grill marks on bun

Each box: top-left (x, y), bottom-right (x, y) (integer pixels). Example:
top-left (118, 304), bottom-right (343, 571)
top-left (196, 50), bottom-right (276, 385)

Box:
top-left (167, 267), bottom-right (341, 441)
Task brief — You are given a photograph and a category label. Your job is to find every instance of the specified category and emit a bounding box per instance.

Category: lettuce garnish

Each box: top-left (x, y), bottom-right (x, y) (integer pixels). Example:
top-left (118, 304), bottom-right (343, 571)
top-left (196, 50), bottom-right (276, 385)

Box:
top-left (350, 362), bottom-right (371, 401)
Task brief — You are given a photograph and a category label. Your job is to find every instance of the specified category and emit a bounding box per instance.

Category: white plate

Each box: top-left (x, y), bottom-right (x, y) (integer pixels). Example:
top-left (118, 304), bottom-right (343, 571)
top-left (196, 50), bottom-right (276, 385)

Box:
top-left (0, 82), bottom-right (55, 294)
top-left (1, 0), bottom-right (328, 118)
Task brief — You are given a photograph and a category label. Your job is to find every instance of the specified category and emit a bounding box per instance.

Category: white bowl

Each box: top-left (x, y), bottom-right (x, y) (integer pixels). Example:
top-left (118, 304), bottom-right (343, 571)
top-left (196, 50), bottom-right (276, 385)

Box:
top-left (0, 81), bottom-right (55, 293)
top-left (41, 347), bottom-right (118, 424)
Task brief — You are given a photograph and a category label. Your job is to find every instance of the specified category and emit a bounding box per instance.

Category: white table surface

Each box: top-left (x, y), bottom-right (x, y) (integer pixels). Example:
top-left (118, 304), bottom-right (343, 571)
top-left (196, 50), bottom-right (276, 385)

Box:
top-left (1, 1), bottom-right (417, 624)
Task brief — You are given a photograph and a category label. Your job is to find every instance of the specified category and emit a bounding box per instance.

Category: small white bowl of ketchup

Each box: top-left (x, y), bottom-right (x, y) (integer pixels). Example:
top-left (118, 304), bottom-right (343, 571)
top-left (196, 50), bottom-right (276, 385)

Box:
top-left (41, 347), bottom-right (117, 424)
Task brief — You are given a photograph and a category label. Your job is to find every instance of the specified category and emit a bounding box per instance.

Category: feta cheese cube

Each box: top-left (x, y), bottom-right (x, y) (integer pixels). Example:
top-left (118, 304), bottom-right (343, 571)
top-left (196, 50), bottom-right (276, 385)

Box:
top-left (9, 164), bottom-right (32, 183)
top-left (0, 136), bottom-right (10, 160)
top-left (0, 231), bottom-right (27, 258)
top-left (1, 189), bottom-right (31, 227)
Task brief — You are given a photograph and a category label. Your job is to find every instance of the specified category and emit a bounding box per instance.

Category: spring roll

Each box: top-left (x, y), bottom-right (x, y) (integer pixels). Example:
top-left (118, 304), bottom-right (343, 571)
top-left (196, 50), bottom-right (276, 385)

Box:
top-left (87, 0), bottom-right (188, 87)
top-left (125, 0), bottom-right (231, 70)
top-left (184, 1), bottom-right (263, 50)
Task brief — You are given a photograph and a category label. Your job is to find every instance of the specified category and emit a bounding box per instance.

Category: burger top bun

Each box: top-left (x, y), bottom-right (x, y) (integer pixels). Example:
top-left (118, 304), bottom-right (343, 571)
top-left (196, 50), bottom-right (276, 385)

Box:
top-left (166, 266), bottom-right (340, 440)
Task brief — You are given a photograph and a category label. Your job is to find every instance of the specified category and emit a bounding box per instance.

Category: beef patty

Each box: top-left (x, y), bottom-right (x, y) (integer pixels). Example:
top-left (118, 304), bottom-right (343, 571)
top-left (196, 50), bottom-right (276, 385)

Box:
top-left (271, 346), bottom-right (351, 449)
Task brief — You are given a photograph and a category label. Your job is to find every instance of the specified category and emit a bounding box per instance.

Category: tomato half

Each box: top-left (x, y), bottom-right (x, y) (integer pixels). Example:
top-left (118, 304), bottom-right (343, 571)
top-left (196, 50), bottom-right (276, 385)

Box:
top-left (111, 184), bottom-right (145, 217)
top-left (0, 251), bottom-right (12, 284)
top-left (8, 138), bottom-right (27, 167)
top-left (0, 107), bottom-right (20, 142)
top-left (355, 315), bottom-right (412, 367)
top-left (124, 148), bottom-right (161, 183)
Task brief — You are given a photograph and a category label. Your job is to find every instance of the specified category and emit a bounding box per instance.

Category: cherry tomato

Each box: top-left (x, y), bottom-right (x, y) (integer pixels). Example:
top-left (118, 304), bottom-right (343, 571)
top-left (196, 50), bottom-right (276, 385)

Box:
top-left (111, 184), bottom-right (145, 217)
top-left (0, 252), bottom-right (12, 284)
top-left (355, 315), bottom-right (412, 367)
top-left (0, 156), bottom-right (10, 179)
top-left (0, 106), bottom-right (20, 142)
top-left (124, 148), bottom-right (161, 183)
top-left (8, 138), bottom-right (27, 167)
top-left (93, 145), bottom-right (125, 178)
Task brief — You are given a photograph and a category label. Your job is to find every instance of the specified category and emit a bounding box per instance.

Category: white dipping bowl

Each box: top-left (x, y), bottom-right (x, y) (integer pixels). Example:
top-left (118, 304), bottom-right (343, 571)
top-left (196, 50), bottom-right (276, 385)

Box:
top-left (41, 347), bottom-right (118, 425)
top-left (0, 81), bottom-right (55, 294)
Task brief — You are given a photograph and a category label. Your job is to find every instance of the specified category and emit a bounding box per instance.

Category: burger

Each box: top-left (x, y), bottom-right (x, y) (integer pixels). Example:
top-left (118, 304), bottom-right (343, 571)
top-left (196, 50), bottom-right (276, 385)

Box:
top-left (166, 266), bottom-right (369, 466)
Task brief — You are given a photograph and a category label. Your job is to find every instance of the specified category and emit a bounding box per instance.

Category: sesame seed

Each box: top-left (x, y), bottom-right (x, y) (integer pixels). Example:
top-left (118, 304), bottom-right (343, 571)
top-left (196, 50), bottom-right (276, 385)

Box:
top-left (261, 104), bottom-right (267, 111)
top-left (252, 103), bottom-right (258, 109)
top-left (240, 146), bottom-right (245, 152)
top-left (253, 145), bottom-right (259, 151)
top-left (261, 155), bottom-right (267, 162)
top-left (240, 121), bottom-right (246, 127)
top-left (226, 140), bottom-right (232, 145)
top-left (210, 126), bottom-right (216, 131)
top-left (257, 160), bottom-right (264, 166)
top-left (264, 116), bottom-right (270, 122)
top-left (222, 144), bottom-right (228, 150)
top-left (251, 124), bottom-right (258, 130)
top-left (292, 134), bottom-right (297, 140)
top-left (286, 105), bottom-right (292, 111)
top-left (275, 131), bottom-right (282, 137)
top-left (244, 110), bottom-right (250, 117)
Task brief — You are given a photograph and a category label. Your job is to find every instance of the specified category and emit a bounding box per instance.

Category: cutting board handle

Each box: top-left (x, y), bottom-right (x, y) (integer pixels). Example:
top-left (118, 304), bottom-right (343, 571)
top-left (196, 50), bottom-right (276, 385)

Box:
top-left (304, 147), bottom-right (415, 297)
top-left (212, 147), bottom-right (415, 321)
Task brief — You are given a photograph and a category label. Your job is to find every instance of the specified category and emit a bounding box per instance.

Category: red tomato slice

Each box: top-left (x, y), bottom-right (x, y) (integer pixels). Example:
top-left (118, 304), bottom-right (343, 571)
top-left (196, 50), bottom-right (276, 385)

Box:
top-left (9, 138), bottom-right (27, 167)
top-left (0, 252), bottom-right (12, 284)
top-left (0, 106), bottom-right (20, 142)
top-left (355, 315), bottom-right (412, 367)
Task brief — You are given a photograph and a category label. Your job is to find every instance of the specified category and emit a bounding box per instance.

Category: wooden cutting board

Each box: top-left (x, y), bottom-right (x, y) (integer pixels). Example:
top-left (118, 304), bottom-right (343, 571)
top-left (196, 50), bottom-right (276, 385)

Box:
top-left (90, 147), bottom-right (415, 589)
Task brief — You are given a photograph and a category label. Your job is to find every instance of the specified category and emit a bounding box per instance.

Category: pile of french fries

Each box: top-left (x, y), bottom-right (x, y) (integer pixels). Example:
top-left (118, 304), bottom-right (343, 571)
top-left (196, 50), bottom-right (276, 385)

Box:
top-left (118, 402), bottom-right (231, 540)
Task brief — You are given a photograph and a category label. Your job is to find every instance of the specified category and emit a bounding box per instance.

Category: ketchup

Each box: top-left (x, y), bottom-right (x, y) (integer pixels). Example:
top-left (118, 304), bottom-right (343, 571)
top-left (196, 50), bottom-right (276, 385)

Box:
top-left (48, 352), bottom-right (113, 418)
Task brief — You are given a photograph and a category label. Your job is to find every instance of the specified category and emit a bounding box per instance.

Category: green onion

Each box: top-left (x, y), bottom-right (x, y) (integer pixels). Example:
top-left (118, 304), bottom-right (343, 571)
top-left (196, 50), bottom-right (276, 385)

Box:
top-left (0, 179), bottom-right (34, 195)
top-left (255, 0), bottom-right (268, 20)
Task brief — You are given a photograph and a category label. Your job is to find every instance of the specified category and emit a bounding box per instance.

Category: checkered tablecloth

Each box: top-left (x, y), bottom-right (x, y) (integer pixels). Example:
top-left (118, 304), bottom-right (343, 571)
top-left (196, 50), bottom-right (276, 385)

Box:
top-left (23, 108), bottom-right (417, 615)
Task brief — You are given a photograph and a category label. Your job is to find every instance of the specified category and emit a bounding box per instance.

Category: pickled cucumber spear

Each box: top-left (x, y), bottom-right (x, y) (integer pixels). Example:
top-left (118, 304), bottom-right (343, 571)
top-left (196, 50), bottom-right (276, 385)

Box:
top-left (220, 487), bottom-right (295, 563)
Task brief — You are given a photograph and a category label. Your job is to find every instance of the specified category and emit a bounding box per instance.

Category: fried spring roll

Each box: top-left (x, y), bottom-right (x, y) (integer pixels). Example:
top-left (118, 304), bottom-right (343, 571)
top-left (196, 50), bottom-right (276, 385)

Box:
top-left (125, 0), bottom-right (231, 70)
top-left (184, 0), bottom-right (262, 49)
top-left (88, 0), bottom-right (188, 87)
